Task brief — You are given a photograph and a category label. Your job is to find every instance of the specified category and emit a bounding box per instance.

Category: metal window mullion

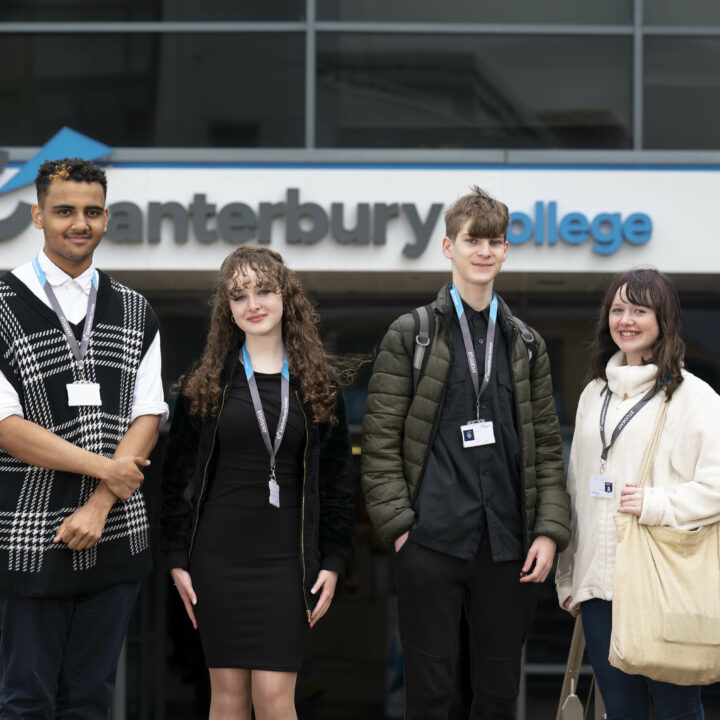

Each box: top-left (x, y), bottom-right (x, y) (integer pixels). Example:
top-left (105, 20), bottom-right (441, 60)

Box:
top-left (0, 21), bottom-right (306, 32)
top-left (314, 21), bottom-right (634, 35)
top-left (0, 21), bottom-right (636, 35)
top-left (5, 19), bottom-right (720, 35)
top-left (305, 0), bottom-right (316, 149)
top-left (633, 0), bottom-right (643, 149)
top-left (644, 24), bottom-right (720, 35)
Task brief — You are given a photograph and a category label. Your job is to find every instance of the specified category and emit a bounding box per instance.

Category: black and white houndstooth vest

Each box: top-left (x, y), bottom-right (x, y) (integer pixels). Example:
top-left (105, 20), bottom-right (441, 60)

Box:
top-left (0, 270), bottom-right (158, 597)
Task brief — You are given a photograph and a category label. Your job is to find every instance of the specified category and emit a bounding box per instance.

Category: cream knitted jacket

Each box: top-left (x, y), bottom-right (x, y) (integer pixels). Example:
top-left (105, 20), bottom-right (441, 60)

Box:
top-left (556, 351), bottom-right (720, 612)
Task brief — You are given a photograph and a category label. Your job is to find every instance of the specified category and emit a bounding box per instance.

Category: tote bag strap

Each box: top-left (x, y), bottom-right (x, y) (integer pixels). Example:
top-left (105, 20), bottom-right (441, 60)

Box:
top-left (637, 395), bottom-right (669, 489)
top-left (556, 616), bottom-right (586, 720)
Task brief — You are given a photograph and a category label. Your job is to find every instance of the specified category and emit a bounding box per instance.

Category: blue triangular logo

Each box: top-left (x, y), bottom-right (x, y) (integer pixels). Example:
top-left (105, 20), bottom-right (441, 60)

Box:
top-left (0, 127), bottom-right (113, 196)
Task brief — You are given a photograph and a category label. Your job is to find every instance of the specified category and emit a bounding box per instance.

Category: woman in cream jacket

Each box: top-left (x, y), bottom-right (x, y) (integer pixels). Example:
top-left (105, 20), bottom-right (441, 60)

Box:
top-left (556, 268), bottom-right (720, 719)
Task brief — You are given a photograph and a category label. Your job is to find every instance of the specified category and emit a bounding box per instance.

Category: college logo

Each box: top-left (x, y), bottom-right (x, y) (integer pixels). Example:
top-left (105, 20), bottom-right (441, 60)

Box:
top-left (1, 128), bottom-right (653, 258)
top-left (0, 127), bottom-right (113, 241)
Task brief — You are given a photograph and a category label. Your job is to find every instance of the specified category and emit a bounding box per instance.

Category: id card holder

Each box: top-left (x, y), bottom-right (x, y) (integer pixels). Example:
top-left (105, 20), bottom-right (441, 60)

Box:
top-left (66, 382), bottom-right (102, 407)
top-left (268, 477), bottom-right (280, 508)
top-left (461, 420), bottom-right (495, 448)
top-left (589, 474), bottom-right (615, 499)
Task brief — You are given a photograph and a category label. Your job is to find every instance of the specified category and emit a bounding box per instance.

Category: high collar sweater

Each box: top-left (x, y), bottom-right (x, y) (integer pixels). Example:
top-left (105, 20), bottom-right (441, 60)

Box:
top-left (556, 351), bottom-right (720, 611)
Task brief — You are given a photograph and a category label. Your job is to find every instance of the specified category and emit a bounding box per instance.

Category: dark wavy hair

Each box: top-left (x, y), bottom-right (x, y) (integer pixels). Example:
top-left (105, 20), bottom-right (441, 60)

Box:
top-left (586, 268), bottom-right (685, 399)
top-left (35, 158), bottom-right (107, 204)
top-left (183, 246), bottom-right (350, 424)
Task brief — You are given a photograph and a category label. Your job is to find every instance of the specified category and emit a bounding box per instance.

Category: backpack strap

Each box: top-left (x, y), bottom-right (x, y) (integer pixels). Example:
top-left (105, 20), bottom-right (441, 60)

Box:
top-left (411, 303), bottom-right (434, 393)
top-left (513, 316), bottom-right (537, 364)
top-left (411, 305), bottom-right (534, 390)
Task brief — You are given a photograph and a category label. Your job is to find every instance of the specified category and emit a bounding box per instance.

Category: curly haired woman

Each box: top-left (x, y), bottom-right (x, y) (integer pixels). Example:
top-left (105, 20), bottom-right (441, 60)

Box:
top-left (161, 247), bottom-right (355, 720)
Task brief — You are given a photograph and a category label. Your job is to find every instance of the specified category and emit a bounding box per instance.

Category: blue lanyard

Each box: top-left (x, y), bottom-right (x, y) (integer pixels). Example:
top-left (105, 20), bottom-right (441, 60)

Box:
top-left (449, 284), bottom-right (498, 419)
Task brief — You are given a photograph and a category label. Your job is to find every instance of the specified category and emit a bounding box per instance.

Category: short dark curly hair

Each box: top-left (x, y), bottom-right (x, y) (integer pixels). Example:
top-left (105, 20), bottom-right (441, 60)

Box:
top-left (35, 158), bottom-right (107, 204)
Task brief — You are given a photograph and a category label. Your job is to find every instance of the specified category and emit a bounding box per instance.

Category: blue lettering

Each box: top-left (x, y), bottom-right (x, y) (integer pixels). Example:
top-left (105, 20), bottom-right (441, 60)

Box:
top-left (559, 213), bottom-right (589, 245)
top-left (508, 212), bottom-right (533, 245)
top-left (534, 201), bottom-right (544, 245)
top-left (547, 201), bottom-right (558, 245)
top-left (508, 203), bottom-right (652, 255)
top-left (590, 213), bottom-right (622, 256)
top-left (623, 213), bottom-right (652, 245)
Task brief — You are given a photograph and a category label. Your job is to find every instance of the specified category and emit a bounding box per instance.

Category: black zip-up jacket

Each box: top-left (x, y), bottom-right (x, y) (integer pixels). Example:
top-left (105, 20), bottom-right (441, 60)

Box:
top-left (160, 344), bottom-right (355, 616)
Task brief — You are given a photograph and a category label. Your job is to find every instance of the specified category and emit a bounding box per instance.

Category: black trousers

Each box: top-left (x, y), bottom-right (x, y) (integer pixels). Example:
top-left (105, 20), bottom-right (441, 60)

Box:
top-left (395, 536), bottom-right (539, 720)
top-left (0, 580), bottom-right (141, 720)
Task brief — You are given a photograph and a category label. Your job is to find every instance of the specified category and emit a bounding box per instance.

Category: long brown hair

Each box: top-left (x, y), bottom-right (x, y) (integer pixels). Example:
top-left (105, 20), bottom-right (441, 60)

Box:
top-left (183, 246), bottom-right (346, 423)
top-left (586, 268), bottom-right (685, 399)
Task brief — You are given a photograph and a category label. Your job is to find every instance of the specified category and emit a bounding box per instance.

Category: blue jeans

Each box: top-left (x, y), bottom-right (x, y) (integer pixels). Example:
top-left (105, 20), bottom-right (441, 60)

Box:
top-left (581, 599), bottom-right (704, 720)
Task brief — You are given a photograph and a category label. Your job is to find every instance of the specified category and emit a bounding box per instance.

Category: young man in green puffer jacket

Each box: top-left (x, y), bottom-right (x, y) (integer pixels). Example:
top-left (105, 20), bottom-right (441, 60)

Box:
top-left (361, 186), bottom-right (570, 719)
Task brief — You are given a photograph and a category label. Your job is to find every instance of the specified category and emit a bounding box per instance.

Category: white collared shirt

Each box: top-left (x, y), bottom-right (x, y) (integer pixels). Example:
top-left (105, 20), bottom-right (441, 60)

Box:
top-left (0, 250), bottom-right (169, 424)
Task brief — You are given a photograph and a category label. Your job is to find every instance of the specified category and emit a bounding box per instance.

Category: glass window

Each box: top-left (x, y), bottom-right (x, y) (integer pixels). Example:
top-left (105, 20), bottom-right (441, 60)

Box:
top-left (318, 0), bottom-right (632, 24)
top-left (1, 0), bottom-right (304, 22)
top-left (682, 306), bottom-right (720, 391)
top-left (168, 1), bottom-right (304, 21)
top-left (644, 37), bottom-right (720, 149)
top-left (1, 0), bottom-right (160, 21)
top-left (645, 0), bottom-right (720, 25)
top-left (316, 34), bottom-right (633, 149)
top-left (0, 33), bottom-right (304, 148)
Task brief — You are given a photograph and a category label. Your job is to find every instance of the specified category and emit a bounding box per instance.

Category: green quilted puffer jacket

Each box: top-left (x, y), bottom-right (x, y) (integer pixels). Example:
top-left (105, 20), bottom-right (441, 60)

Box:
top-left (361, 285), bottom-right (571, 552)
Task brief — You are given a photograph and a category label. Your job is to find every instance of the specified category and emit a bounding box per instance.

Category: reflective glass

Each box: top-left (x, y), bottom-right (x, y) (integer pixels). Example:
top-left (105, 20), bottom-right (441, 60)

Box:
top-left (1, 0), bottom-right (303, 22)
top-left (317, 34), bottom-right (633, 149)
top-left (645, 0), bottom-right (720, 25)
top-left (644, 37), bottom-right (720, 149)
top-left (0, 33), bottom-right (304, 147)
top-left (161, 0), bottom-right (304, 21)
top-left (318, 0), bottom-right (632, 24)
top-left (1, 0), bottom-right (160, 21)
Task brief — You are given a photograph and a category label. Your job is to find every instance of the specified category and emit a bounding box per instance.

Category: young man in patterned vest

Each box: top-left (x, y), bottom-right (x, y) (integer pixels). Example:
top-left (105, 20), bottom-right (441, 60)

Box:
top-left (0, 158), bottom-right (168, 718)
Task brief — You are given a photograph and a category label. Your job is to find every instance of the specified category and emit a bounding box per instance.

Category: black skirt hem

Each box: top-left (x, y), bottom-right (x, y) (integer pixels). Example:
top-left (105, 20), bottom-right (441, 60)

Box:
top-left (205, 661), bottom-right (304, 672)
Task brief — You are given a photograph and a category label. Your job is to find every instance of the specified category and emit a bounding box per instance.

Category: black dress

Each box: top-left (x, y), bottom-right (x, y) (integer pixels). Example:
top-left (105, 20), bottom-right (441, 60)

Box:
top-left (190, 364), bottom-right (308, 670)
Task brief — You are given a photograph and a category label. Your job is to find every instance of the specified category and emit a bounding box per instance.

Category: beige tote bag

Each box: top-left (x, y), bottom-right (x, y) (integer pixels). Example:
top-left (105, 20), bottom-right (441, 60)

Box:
top-left (609, 399), bottom-right (720, 685)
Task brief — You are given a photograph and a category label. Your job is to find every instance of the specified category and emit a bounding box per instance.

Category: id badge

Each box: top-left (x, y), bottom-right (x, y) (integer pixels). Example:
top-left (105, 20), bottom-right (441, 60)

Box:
top-left (66, 382), bottom-right (101, 407)
top-left (268, 477), bottom-right (280, 508)
top-left (461, 420), bottom-right (495, 448)
top-left (589, 474), bottom-right (615, 499)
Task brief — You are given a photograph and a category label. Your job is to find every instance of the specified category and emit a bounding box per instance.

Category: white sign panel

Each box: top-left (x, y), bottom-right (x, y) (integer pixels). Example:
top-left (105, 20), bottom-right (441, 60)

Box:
top-left (0, 164), bottom-right (717, 274)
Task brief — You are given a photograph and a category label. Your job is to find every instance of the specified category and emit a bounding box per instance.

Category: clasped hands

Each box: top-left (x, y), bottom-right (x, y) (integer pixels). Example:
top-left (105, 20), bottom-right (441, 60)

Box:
top-left (53, 455), bottom-right (150, 550)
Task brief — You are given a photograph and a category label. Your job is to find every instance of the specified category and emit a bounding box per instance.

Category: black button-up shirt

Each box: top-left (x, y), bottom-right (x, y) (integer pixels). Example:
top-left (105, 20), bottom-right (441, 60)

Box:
top-left (411, 297), bottom-right (524, 562)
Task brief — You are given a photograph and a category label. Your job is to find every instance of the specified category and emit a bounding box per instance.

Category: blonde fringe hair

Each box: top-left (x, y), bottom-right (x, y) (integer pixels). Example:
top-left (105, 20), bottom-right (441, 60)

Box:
top-left (183, 246), bottom-right (346, 424)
